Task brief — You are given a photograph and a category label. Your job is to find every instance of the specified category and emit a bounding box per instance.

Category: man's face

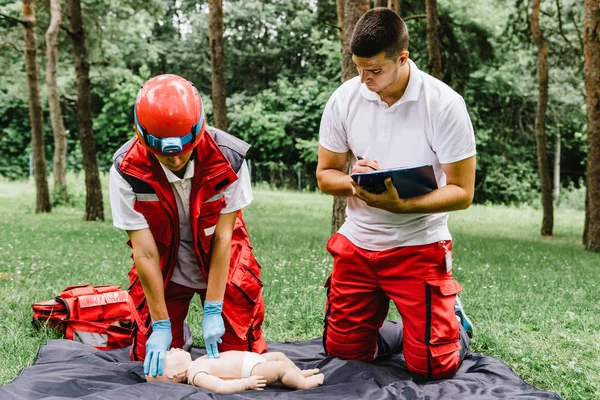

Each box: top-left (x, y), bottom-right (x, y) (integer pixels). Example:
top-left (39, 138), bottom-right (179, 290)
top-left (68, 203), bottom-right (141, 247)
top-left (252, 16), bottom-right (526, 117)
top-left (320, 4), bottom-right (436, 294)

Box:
top-left (154, 148), bottom-right (194, 172)
top-left (352, 50), bottom-right (409, 94)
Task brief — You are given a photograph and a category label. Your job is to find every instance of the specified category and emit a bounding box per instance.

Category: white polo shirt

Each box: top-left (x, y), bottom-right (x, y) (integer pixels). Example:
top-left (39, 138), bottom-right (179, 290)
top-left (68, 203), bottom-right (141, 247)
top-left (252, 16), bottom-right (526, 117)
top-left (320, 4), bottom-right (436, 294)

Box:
top-left (319, 59), bottom-right (476, 251)
top-left (109, 160), bottom-right (253, 289)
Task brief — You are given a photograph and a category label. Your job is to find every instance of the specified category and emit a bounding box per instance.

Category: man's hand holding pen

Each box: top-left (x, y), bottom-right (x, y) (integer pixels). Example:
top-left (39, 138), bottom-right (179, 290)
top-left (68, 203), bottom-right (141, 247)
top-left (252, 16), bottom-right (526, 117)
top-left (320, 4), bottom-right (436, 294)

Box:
top-left (353, 156), bottom-right (379, 174)
top-left (350, 156), bottom-right (407, 213)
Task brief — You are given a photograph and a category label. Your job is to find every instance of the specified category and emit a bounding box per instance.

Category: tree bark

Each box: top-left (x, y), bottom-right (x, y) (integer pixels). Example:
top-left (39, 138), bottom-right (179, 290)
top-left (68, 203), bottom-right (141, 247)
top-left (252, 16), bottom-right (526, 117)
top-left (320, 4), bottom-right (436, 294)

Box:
top-left (336, 0), bottom-right (345, 50)
top-left (531, 0), bottom-right (553, 236)
top-left (426, 0), bottom-right (442, 79)
top-left (374, 0), bottom-right (387, 7)
top-left (208, 0), bottom-right (228, 131)
top-left (553, 131), bottom-right (560, 204)
top-left (46, 0), bottom-right (68, 203)
top-left (21, 0), bottom-right (51, 213)
top-left (331, 0), bottom-right (369, 235)
top-left (388, 0), bottom-right (400, 14)
top-left (583, 0), bottom-right (600, 251)
top-left (341, 0), bottom-right (369, 82)
top-left (68, 0), bottom-right (104, 221)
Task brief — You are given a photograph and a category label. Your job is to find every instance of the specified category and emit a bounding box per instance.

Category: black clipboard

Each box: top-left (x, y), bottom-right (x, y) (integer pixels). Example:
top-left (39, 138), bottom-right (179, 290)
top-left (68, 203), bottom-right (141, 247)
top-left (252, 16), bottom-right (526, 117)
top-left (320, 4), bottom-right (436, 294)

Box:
top-left (351, 164), bottom-right (438, 198)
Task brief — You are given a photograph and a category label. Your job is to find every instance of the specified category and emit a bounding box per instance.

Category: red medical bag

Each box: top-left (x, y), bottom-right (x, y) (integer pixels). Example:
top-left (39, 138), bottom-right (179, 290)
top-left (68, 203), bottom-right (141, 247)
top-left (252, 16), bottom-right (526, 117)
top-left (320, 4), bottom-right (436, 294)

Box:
top-left (32, 284), bottom-right (134, 350)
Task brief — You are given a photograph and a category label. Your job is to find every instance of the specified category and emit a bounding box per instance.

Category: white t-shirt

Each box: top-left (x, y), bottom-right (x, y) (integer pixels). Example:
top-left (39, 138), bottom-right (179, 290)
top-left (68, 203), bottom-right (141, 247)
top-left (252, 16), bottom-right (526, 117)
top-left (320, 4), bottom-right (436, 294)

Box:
top-left (319, 59), bottom-right (476, 251)
top-left (109, 159), bottom-right (253, 289)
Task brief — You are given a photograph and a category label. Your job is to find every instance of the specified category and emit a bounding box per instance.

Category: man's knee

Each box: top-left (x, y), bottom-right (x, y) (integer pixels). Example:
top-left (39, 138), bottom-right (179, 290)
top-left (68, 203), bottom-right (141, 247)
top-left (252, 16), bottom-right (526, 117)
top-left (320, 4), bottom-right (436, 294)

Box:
top-left (324, 326), bottom-right (377, 361)
top-left (404, 339), bottom-right (462, 380)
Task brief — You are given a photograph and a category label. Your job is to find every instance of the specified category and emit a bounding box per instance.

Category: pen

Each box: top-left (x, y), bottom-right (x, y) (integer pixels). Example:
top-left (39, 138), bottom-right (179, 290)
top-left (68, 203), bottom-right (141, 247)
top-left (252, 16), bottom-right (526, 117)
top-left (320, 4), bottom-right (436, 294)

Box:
top-left (356, 156), bottom-right (377, 171)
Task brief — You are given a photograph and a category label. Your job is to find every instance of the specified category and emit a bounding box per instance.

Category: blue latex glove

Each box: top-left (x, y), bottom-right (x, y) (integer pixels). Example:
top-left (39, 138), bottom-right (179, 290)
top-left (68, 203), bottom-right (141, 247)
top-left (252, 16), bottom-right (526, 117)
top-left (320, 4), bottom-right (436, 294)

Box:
top-left (202, 301), bottom-right (225, 359)
top-left (144, 318), bottom-right (172, 377)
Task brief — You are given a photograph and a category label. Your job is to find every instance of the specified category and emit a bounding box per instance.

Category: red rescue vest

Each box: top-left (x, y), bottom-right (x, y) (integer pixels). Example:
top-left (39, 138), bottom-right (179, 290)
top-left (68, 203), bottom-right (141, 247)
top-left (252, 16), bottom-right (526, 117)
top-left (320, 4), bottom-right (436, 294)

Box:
top-left (114, 130), bottom-right (265, 343)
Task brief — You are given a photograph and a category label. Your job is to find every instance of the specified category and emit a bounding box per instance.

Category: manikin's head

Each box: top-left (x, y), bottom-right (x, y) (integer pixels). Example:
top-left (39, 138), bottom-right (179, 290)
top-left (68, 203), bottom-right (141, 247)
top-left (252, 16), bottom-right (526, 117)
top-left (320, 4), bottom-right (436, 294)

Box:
top-left (134, 74), bottom-right (206, 173)
top-left (350, 8), bottom-right (410, 94)
top-left (145, 348), bottom-right (192, 383)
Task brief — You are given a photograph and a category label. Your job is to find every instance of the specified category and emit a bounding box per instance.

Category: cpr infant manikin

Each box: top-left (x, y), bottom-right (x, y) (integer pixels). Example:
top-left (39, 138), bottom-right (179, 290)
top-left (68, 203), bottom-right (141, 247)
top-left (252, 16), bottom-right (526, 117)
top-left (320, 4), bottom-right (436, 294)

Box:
top-left (146, 348), bottom-right (324, 394)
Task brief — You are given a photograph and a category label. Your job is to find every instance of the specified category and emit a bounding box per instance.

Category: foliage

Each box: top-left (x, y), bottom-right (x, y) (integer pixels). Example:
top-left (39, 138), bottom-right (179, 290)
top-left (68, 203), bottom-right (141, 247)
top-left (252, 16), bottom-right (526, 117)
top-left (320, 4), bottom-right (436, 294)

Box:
top-left (228, 74), bottom-right (337, 164)
top-left (0, 97), bottom-right (33, 179)
top-left (92, 69), bottom-right (146, 169)
top-left (0, 0), bottom-right (590, 206)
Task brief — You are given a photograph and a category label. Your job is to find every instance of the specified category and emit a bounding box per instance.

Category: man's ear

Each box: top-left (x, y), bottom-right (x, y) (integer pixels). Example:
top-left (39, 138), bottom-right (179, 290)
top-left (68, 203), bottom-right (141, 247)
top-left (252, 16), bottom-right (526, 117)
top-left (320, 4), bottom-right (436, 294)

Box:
top-left (397, 50), bottom-right (410, 66)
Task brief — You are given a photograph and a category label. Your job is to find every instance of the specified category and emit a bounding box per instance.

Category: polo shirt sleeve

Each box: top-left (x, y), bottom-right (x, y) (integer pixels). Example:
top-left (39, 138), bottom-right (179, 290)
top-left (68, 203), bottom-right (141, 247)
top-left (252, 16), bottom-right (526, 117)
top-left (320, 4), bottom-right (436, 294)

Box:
top-left (221, 160), bottom-right (253, 214)
top-left (432, 96), bottom-right (477, 164)
top-left (319, 93), bottom-right (349, 153)
top-left (108, 165), bottom-right (150, 231)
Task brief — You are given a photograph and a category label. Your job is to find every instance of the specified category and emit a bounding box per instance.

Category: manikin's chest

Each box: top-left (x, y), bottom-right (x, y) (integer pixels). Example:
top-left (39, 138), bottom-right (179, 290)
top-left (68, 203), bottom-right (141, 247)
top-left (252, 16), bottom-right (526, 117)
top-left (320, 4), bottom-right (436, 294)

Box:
top-left (196, 351), bottom-right (246, 379)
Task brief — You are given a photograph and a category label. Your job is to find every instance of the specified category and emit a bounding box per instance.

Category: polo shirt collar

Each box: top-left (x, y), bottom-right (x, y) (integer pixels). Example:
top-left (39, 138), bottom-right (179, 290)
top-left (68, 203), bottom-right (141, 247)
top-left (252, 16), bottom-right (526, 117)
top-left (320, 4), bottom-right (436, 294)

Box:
top-left (359, 58), bottom-right (422, 106)
top-left (159, 159), bottom-right (195, 183)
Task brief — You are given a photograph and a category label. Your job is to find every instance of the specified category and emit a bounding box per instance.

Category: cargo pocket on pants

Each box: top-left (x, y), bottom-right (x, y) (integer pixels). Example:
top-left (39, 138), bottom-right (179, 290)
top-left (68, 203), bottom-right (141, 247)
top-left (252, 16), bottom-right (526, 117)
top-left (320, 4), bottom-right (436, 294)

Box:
top-left (223, 246), bottom-right (263, 340)
top-left (428, 341), bottom-right (462, 379)
top-left (425, 279), bottom-right (463, 345)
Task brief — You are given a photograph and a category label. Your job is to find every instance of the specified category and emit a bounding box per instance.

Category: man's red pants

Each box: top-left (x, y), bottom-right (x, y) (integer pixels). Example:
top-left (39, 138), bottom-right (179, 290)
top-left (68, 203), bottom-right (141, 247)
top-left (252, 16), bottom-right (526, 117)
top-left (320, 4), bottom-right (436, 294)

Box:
top-left (131, 281), bottom-right (267, 361)
top-left (323, 234), bottom-right (467, 380)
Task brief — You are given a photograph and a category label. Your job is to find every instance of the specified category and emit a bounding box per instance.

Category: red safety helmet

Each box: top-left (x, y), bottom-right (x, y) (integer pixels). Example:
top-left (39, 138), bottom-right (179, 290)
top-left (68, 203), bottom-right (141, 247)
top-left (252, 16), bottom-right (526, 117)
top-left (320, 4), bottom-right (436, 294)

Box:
top-left (134, 74), bottom-right (205, 156)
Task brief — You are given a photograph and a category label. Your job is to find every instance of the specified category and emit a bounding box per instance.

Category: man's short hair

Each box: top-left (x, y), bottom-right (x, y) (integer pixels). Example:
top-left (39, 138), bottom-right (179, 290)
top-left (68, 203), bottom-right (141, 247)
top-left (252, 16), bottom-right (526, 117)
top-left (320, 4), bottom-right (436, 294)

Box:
top-left (351, 8), bottom-right (409, 60)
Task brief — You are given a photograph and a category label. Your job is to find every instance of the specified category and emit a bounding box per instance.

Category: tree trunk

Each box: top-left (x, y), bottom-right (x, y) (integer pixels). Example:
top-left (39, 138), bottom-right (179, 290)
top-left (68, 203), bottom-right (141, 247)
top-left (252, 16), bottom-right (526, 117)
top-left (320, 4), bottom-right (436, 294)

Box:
top-left (531, 0), bottom-right (553, 236)
top-left (22, 0), bottom-right (51, 213)
top-left (46, 0), bottom-right (68, 203)
top-left (208, 0), bottom-right (228, 131)
top-left (388, 0), bottom-right (400, 14)
top-left (336, 0), bottom-right (344, 49)
top-left (583, 0), bottom-right (600, 251)
top-left (425, 0), bottom-right (442, 79)
top-left (69, 0), bottom-right (104, 221)
top-left (553, 131), bottom-right (560, 204)
top-left (341, 0), bottom-right (369, 82)
top-left (331, 0), bottom-right (369, 235)
top-left (374, 0), bottom-right (387, 7)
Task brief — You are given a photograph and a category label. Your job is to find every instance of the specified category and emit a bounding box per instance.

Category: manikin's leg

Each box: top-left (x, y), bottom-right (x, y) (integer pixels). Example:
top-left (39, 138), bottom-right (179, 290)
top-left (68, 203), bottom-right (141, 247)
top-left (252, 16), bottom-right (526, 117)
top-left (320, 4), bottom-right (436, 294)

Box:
top-left (250, 361), bottom-right (324, 389)
top-left (261, 352), bottom-right (320, 377)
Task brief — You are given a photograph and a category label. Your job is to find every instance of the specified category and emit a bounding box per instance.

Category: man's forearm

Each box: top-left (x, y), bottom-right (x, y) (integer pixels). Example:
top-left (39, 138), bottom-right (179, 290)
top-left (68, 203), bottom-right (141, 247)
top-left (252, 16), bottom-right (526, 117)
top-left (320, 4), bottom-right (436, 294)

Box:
top-left (134, 254), bottom-right (169, 321)
top-left (205, 236), bottom-right (231, 302)
top-left (396, 184), bottom-right (473, 214)
top-left (317, 168), bottom-right (354, 197)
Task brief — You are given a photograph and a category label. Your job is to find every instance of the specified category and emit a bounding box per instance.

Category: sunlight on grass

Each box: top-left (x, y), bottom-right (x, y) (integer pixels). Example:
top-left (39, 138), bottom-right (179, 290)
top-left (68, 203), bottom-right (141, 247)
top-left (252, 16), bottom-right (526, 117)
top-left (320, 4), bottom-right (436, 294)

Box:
top-left (0, 179), bottom-right (598, 398)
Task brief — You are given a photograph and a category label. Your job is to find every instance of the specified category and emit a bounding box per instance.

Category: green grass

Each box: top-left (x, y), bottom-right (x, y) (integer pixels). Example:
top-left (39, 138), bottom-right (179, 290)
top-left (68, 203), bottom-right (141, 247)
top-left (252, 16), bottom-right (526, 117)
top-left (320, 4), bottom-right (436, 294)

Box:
top-left (0, 176), bottom-right (599, 399)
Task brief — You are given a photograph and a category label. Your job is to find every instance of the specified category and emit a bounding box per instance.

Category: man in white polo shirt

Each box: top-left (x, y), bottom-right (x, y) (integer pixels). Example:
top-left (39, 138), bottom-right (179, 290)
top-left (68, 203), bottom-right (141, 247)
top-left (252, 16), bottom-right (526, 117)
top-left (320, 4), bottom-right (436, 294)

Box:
top-left (317, 8), bottom-right (476, 380)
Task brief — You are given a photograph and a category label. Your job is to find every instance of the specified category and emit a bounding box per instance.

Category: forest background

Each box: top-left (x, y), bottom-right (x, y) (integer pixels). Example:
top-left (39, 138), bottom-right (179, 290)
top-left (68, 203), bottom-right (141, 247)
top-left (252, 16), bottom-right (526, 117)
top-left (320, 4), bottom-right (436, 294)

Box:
top-left (0, 0), bottom-right (591, 207)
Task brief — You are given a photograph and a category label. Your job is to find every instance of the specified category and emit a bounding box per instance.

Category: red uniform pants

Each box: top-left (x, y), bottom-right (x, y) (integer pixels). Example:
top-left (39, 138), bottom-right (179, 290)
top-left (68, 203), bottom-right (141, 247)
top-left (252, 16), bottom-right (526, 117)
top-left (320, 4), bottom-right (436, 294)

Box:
top-left (323, 234), bottom-right (466, 380)
top-left (131, 281), bottom-right (267, 361)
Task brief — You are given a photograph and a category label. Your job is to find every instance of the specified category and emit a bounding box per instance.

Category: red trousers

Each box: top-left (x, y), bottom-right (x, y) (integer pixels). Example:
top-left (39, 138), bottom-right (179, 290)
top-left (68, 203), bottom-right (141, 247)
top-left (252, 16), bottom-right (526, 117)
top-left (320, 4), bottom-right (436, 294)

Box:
top-left (131, 281), bottom-right (267, 361)
top-left (323, 234), bottom-right (466, 380)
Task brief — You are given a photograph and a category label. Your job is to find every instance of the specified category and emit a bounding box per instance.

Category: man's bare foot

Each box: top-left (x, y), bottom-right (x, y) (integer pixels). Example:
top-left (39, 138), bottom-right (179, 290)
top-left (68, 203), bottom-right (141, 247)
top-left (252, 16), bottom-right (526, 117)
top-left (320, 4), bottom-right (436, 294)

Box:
top-left (301, 368), bottom-right (320, 377)
top-left (304, 373), bottom-right (325, 388)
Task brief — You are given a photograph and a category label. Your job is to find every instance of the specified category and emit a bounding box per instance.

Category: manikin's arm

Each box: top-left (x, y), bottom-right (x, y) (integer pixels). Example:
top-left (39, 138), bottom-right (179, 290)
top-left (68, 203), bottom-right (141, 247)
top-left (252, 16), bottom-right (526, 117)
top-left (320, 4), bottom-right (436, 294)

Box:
top-left (127, 228), bottom-right (168, 321)
top-left (190, 373), bottom-right (266, 393)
